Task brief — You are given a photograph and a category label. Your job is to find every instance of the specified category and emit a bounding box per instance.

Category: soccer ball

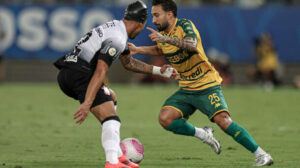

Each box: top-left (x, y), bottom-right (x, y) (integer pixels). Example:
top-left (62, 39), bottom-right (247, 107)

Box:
top-left (120, 138), bottom-right (144, 163)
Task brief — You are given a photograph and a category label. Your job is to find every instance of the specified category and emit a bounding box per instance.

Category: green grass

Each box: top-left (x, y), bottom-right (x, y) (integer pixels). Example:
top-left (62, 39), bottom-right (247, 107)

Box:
top-left (0, 83), bottom-right (300, 168)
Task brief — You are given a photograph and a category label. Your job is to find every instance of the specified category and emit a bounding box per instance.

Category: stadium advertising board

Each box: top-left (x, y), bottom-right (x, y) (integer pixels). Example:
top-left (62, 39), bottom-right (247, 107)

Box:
top-left (0, 5), bottom-right (299, 62)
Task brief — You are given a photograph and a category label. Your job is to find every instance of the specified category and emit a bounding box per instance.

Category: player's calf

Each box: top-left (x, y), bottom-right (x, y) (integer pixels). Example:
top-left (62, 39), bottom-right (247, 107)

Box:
top-left (214, 112), bottom-right (274, 166)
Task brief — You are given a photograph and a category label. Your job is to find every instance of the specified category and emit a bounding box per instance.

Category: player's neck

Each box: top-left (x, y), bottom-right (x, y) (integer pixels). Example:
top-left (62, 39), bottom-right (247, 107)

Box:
top-left (122, 19), bottom-right (133, 37)
top-left (165, 17), bottom-right (177, 34)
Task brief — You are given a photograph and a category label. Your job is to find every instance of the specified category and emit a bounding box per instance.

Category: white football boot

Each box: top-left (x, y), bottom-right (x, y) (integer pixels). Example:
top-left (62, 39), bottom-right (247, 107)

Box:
top-left (253, 153), bottom-right (274, 166)
top-left (202, 126), bottom-right (221, 154)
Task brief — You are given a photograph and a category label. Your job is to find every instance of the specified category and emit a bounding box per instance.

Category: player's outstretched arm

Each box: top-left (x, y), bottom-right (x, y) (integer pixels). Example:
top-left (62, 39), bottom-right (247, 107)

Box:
top-left (128, 43), bottom-right (163, 57)
top-left (119, 54), bottom-right (152, 74)
top-left (147, 27), bottom-right (198, 52)
top-left (119, 54), bottom-right (178, 79)
top-left (73, 59), bottom-right (109, 124)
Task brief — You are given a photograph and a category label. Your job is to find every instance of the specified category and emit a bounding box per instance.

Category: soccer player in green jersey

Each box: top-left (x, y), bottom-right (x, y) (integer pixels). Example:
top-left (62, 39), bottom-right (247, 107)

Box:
top-left (128, 0), bottom-right (273, 166)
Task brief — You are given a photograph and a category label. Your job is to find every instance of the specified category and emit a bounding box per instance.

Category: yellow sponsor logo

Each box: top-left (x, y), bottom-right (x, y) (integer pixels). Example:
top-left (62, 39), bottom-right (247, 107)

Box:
top-left (180, 66), bottom-right (202, 80)
top-left (167, 51), bottom-right (188, 64)
top-left (215, 103), bottom-right (221, 108)
top-left (234, 130), bottom-right (241, 137)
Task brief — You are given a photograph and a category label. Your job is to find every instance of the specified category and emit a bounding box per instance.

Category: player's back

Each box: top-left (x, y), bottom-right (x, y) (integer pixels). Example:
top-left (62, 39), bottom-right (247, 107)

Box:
top-left (54, 20), bottom-right (128, 73)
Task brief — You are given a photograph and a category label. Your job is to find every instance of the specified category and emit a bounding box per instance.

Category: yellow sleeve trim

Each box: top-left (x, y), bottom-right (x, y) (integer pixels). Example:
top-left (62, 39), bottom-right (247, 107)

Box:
top-left (162, 105), bottom-right (184, 119)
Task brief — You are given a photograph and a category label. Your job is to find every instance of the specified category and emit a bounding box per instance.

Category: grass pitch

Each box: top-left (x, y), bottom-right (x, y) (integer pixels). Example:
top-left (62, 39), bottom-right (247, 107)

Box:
top-left (0, 83), bottom-right (300, 168)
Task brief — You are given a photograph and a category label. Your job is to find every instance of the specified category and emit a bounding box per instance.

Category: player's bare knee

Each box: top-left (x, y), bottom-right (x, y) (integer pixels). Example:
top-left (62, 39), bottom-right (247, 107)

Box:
top-left (158, 113), bottom-right (173, 128)
top-left (159, 108), bottom-right (181, 128)
top-left (213, 111), bottom-right (232, 130)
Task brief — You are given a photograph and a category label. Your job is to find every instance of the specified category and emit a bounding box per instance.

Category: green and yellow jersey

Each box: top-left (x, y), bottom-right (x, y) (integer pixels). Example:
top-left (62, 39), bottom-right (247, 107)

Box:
top-left (157, 18), bottom-right (222, 91)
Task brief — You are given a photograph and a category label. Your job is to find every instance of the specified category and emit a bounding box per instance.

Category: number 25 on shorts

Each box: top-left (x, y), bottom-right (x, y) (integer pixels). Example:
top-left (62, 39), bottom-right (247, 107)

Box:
top-left (208, 93), bottom-right (221, 105)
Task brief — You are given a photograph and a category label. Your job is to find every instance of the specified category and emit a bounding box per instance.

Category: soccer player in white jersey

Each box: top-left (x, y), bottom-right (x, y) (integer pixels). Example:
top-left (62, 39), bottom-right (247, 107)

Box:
top-left (54, 1), bottom-right (178, 168)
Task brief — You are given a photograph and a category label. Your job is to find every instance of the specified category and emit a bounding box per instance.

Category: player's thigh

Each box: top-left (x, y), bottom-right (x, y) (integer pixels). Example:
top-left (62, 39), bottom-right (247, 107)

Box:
top-left (191, 85), bottom-right (229, 122)
top-left (58, 69), bottom-right (93, 100)
top-left (91, 101), bottom-right (116, 122)
top-left (162, 90), bottom-right (196, 121)
top-left (77, 85), bottom-right (114, 122)
top-left (76, 82), bottom-right (113, 106)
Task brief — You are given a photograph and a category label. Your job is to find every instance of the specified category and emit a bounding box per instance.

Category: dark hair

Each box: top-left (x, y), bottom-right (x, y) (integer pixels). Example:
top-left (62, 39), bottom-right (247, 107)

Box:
top-left (152, 0), bottom-right (177, 17)
top-left (124, 0), bottom-right (148, 23)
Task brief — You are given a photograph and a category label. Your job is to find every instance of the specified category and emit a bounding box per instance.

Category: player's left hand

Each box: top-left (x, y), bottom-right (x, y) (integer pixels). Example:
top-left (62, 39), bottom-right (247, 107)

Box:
top-left (128, 42), bottom-right (138, 55)
top-left (161, 64), bottom-right (179, 80)
top-left (147, 27), bottom-right (167, 43)
top-left (73, 103), bottom-right (91, 124)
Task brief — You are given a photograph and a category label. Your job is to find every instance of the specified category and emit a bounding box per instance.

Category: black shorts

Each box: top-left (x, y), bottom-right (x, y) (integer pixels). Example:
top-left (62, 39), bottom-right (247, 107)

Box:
top-left (57, 68), bottom-right (113, 108)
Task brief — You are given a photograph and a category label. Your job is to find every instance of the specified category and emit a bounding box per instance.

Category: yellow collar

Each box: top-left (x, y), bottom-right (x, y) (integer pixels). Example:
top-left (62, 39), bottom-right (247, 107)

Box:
top-left (162, 18), bottom-right (178, 36)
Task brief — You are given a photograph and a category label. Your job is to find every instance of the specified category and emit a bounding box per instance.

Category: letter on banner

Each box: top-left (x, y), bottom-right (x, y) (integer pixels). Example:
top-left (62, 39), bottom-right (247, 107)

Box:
top-left (49, 8), bottom-right (78, 51)
top-left (0, 7), bottom-right (15, 52)
top-left (17, 8), bottom-right (47, 51)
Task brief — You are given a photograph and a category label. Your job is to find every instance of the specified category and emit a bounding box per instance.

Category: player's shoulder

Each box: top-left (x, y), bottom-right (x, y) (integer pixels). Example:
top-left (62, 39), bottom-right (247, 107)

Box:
top-left (100, 20), bottom-right (124, 32)
top-left (102, 35), bottom-right (127, 54)
top-left (176, 18), bottom-right (194, 28)
top-left (104, 21), bottom-right (127, 43)
top-left (111, 19), bottom-right (122, 26)
top-left (103, 36), bottom-right (127, 49)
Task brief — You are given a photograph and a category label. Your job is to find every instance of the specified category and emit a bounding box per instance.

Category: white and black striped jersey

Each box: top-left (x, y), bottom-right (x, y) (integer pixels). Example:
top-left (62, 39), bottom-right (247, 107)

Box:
top-left (54, 20), bottom-right (130, 73)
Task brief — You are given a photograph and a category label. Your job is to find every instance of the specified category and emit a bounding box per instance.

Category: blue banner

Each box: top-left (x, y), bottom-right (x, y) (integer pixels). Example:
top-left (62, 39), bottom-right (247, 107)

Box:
top-left (0, 5), bottom-right (300, 62)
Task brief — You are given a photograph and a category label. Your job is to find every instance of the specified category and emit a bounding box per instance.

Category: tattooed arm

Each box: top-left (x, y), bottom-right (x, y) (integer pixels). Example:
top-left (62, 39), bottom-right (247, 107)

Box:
top-left (147, 27), bottom-right (198, 52)
top-left (164, 36), bottom-right (197, 52)
top-left (119, 54), bottom-right (179, 79)
top-left (119, 54), bottom-right (153, 74)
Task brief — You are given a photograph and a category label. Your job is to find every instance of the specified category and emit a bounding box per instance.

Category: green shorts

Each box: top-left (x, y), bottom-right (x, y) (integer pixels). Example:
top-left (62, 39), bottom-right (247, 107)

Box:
top-left (162, 85), bottom-right (229, 121)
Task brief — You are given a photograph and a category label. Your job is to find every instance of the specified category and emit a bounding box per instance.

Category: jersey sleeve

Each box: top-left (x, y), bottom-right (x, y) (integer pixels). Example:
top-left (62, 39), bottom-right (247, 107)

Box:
top-left (180, 19), bottom-right (198, 39)
top-left (96, 37), bottom-right (125, 67)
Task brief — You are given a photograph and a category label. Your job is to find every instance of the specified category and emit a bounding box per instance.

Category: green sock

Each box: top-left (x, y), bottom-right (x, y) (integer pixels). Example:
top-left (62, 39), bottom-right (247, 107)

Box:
top-left (225, 121), bottom-right (259, 152)
top-left (165, 118), bottom-right (195, 136)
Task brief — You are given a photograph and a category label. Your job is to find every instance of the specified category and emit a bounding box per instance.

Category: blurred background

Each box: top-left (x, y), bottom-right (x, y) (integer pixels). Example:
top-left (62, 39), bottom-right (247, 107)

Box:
top-left (1, 1), bottom-right (300, 167)
top-left (1, 0), bottom-right (300, 90)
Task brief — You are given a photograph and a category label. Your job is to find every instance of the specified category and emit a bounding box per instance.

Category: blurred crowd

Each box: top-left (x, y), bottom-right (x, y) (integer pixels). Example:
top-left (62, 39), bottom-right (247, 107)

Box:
top-left (247, 33), bottom-right (282, 91)
top-left (1, 0), bottom-right (300, 6)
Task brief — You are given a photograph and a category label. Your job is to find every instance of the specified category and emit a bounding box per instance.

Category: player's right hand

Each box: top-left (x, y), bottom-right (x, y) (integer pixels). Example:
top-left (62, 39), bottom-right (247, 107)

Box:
top-left (170, 68), bottom-right (179, 80)
top-left (161, 64), bottom-right (179, 80)
top-left (128, 43), bottom-right (138, 55)
top-left (73, 103), bottom-right (90, 124)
